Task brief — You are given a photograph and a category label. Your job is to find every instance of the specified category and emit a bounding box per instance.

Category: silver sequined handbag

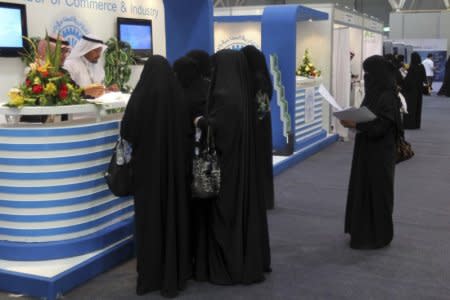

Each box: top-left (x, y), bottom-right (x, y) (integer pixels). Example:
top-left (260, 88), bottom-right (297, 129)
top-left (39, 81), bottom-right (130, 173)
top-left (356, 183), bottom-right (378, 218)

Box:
top-left (191, 126), bottom-right (221, 199)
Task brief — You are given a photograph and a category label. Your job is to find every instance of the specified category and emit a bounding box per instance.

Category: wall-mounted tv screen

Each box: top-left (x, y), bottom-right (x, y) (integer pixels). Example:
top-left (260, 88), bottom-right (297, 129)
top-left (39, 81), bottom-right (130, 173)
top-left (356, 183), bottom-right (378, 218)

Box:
top-left (0, 2), bottom-right (27, 57)
top-left (117, 17), bottom-right (152, 59)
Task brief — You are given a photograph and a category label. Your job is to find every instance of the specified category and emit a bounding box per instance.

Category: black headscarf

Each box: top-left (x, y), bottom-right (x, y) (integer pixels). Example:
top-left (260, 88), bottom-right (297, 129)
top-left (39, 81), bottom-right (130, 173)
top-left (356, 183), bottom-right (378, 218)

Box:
top-left (173, 56), bottom-right (201, 89)
top-left (241, 45), bottom-right (273, 98)
top-left (186, 49), bottom-right (212, 79)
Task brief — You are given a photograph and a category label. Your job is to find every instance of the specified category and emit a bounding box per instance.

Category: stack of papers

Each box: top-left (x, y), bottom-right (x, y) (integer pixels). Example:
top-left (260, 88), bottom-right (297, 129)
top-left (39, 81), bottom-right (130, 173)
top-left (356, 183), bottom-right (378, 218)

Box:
top-left (318, 84), bottom-right (376, 123)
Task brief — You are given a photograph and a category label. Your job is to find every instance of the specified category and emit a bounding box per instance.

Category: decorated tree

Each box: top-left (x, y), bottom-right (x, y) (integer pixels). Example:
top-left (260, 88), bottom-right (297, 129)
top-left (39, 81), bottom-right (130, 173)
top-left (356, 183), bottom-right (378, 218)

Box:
top-left (296, 49), bottom-right (321, 78)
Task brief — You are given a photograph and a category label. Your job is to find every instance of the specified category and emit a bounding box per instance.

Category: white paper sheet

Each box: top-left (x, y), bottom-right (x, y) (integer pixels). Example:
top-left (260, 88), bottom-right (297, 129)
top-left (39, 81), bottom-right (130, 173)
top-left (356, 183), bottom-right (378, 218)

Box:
top-left (318, 84), bottom-right (342, 111)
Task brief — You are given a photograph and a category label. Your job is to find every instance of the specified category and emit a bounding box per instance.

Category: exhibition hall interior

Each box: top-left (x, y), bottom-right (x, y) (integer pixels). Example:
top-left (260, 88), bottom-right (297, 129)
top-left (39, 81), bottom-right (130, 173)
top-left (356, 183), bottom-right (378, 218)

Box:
top-left (0, 0), bottom-right (449, 299)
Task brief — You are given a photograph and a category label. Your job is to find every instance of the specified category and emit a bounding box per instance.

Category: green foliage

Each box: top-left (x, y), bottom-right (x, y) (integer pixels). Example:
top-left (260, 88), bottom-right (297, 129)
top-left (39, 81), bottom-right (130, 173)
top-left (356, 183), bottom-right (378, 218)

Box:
top-left (104, 37), bottom-right (135, 92)
top-left (19, 36), bottom-right (41, 66)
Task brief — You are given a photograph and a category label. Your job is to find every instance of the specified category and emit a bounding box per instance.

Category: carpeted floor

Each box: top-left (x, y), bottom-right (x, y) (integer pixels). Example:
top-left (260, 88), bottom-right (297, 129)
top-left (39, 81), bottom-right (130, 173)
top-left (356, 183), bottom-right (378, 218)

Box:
top-left (2, 94), bottom-right (450, 299)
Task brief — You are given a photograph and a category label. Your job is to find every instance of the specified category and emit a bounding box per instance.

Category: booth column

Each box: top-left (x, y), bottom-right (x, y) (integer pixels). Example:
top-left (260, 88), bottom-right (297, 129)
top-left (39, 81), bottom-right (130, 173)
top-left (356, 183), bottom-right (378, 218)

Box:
top-left (163, 0), bottom-right (214, 63)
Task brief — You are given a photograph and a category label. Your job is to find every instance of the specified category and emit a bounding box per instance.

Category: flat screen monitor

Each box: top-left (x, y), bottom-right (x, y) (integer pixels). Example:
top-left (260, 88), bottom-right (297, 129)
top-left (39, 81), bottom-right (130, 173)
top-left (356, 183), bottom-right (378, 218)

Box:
top-left (117, 17), bottom-right (152, 58)
top-left (0, 2), bottom-right (27, 57)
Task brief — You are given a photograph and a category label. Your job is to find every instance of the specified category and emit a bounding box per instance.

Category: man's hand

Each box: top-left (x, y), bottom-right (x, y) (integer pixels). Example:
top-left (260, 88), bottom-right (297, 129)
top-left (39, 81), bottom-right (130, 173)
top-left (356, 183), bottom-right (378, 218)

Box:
top-left (84, 84), bottom-right (105, 98)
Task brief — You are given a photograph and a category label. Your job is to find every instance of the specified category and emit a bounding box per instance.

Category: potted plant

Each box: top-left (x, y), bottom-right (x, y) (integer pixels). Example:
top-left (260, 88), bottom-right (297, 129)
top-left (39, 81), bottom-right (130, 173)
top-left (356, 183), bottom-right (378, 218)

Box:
top-left (104, 37), bottom-right (135, 92)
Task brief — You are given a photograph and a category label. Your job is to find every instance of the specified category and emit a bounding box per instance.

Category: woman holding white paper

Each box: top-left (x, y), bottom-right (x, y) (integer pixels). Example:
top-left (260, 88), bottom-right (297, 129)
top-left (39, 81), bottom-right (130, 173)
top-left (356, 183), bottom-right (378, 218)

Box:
top-left (340, 55), bottom-right (403, 249)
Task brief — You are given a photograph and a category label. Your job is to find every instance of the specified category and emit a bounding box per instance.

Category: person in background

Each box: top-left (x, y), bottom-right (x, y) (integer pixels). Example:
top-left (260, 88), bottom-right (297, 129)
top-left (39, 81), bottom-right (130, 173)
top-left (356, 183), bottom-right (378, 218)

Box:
top-left (403, 52), bottom-right (427, 129)
top-left (173, 54), bottom-right (212, 281)
top-left (437, 55), bottom-right (450, 97)
top-left (340, 55), bottom-right (403, 249)
top-left (193, 49), bottom-right (271, 285)
top-left (120, 55), bottom-right (192, 297)
top-left (422, 53), bottom-right (435, 93)
top-left (64, 34), bottom-right (118, 98)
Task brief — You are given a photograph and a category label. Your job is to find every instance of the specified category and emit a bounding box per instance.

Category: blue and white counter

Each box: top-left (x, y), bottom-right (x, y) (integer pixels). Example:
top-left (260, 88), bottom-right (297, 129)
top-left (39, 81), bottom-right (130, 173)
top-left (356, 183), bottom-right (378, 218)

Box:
top-left (0, 105), bottom-right (133, 300)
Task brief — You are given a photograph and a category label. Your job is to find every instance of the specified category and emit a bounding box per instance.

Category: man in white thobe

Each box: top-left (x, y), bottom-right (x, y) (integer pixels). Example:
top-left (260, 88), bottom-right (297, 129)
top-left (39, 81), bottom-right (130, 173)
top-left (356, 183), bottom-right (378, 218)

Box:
top-left (64, 34), bottom-right (110, 97)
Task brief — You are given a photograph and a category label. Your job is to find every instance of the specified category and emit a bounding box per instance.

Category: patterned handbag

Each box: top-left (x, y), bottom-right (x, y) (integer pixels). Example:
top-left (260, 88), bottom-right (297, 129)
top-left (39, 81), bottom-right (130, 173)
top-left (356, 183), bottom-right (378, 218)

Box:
top-left (396, 136), bottom-right (414, 164)
top-left (191, 126), bottom-right (221, 199)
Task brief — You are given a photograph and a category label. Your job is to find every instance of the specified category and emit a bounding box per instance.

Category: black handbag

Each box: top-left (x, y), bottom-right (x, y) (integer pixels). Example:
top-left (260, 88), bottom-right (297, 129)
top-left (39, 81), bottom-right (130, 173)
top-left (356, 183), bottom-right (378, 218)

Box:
top-left (191, 126), bottom-right (221, 199)
top-left (104, 138), bottom-right (133, 196)
top-left (396, 136), bottom-right (414, 164)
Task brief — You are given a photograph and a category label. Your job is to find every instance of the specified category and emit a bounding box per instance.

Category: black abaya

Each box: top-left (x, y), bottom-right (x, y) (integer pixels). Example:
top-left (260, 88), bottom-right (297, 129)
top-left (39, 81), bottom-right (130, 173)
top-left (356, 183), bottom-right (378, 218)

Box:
top-left (403, 52), bottom-right (427, 129)
top-left (120, 55), bottom-right (192, 297)
top-left (345, 55), bottom-right (402, 249)
top-left (195, 49), bottom-right (270, 284)
top-left (438, 57), bottom-right (450, 97)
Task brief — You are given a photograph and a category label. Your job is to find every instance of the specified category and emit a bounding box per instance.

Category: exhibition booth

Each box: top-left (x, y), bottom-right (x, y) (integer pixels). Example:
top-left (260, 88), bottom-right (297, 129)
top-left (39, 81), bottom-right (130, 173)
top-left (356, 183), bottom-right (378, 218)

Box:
top-left (328, 4), bottom-right (383, 139)
top-left (0, 0), bottom-right (213, 299)
top-left (214, 4), bottom-right (338, 174)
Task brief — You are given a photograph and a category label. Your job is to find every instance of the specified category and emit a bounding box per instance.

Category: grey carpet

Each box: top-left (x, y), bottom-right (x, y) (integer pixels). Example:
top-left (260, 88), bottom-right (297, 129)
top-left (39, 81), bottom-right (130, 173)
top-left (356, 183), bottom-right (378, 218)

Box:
top-left (2, 94), bottom-right (450, 299)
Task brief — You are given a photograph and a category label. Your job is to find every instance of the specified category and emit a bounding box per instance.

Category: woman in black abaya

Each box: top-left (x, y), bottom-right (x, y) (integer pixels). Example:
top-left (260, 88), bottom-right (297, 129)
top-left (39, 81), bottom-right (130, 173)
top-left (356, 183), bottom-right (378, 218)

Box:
top-left (341, 55), bottom-right (403, 249)
top-left (241, 45), bottom-right (275, 211)
top-left (403, 52), bottom-right (427, 129)
top-left (120, 55), bottom-right (192, 297)
top-left (438, 56), bottom-right (450, 97)
top-left (195, 49), bottom-right (271, 284)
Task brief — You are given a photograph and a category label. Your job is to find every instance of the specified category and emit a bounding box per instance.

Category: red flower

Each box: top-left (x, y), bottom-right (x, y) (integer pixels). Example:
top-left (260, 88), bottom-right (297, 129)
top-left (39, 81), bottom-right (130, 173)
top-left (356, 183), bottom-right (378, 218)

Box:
top-left (25, 79), bottom-right (31, 87)
top-left (59, 84), bottom-right (68, 100)
top-left (40, 70), bottom-right (49, 78)
top-left (32, 84), bottom-right (43, 94)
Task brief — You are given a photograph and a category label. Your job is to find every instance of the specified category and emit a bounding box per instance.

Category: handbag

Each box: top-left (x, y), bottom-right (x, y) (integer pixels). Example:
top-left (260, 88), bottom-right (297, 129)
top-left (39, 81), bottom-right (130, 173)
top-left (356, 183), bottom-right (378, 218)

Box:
top-left (104, 138), bottom-right (133, 196)
top-left (396, 136), bottom-right (414, 164)
top-left (191, 126), bottom-right (221, 199)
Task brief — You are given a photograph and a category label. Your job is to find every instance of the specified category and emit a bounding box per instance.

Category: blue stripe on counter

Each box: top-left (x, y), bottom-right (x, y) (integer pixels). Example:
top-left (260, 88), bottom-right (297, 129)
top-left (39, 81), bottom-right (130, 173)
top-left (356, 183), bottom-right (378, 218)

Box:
top-left (0, 190), bottom-right (124, 208)
top-left (0, 197), bottom-right (131, 222)
top-left (0, 178), bottom-right (106, 194)
top-left (0, 163), bottom-right (109, 180)
top-left (0, 218), bottom-right (133, 261)
top-left (295, 126), bottom-right (324, 140)
top-left (0, 122), bottom-right (119, 137)
top-left (0, 205), bottom-right (133, 236)
top-left (0, 149), bottom-right (112, 166)
top-left (0, 135), bottom-right (117, 151)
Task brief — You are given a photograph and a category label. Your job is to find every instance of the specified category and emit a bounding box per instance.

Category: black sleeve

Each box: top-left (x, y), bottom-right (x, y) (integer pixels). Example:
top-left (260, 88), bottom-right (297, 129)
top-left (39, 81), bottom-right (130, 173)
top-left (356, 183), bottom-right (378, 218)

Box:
top-left (356, 117), bottom-right (393, 138)
top-left (356, 93), bottom-right (396, 138)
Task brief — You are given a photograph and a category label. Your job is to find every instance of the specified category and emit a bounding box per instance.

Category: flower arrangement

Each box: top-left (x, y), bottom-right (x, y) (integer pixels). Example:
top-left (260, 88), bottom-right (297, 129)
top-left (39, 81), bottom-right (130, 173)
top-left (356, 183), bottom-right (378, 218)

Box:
top-left (6, 36), bottom-right (84, 108)
top-left (296, 49), bottom-right (321, 79)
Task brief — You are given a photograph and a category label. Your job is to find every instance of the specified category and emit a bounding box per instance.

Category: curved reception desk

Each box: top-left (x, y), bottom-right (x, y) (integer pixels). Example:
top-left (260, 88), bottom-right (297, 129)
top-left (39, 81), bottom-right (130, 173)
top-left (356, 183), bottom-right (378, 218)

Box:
top-left (0, 104), bottom-right (134, 300)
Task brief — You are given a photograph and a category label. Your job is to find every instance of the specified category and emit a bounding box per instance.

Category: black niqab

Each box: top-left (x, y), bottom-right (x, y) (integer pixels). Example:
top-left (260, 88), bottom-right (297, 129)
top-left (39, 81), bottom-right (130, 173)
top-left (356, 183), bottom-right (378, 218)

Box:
top-left (186, 49), bottom-right (212, 79)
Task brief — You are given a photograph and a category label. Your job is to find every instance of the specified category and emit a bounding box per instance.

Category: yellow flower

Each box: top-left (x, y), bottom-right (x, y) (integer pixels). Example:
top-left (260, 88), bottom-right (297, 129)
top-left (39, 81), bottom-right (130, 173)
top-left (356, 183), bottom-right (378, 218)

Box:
top-left (29, 62), bottom-right (38, 72)
top-left (44, 82), bottom-right (57, 96)
top-left (305, 66), bottom-right (310, 71)
top-left (7, 88), bottom-right (24, 107)
top-left (33, 77), bottom-right (41, 85)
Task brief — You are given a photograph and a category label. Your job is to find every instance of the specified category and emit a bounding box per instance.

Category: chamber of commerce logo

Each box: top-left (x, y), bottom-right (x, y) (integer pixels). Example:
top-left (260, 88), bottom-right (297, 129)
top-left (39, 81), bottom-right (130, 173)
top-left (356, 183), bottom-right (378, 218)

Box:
top-left (52, 16), bottom-right (89, 46)
top-left (216, 35), bottom-right (260, 51)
